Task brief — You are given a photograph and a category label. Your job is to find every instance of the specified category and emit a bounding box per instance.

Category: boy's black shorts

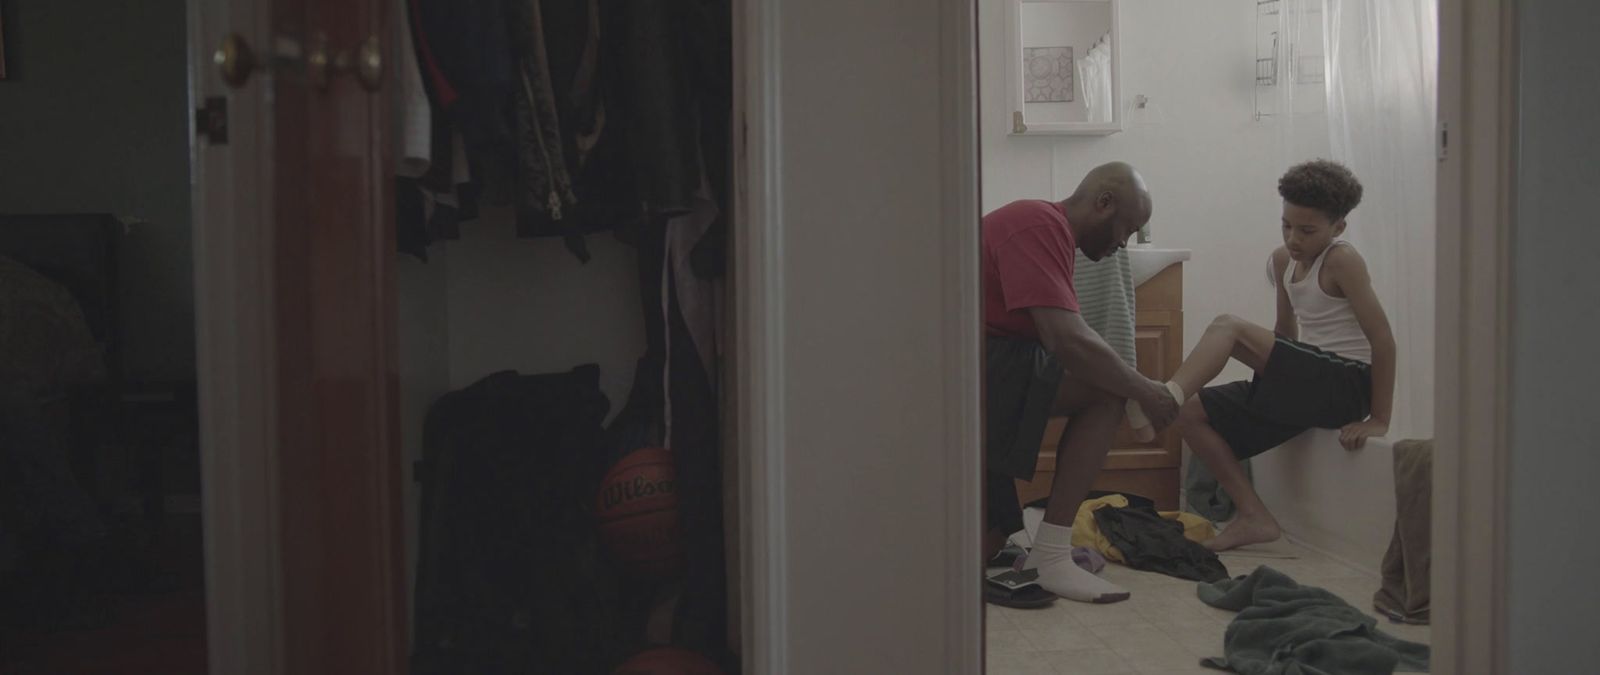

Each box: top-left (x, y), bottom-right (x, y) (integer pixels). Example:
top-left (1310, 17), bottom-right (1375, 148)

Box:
top-left (1198, 336), bottom-right (1372, 460)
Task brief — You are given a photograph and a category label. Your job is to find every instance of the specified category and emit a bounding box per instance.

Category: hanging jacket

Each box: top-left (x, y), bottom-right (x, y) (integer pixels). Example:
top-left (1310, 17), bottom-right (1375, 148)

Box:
top-left (409, 0), bottom-right (518, 203)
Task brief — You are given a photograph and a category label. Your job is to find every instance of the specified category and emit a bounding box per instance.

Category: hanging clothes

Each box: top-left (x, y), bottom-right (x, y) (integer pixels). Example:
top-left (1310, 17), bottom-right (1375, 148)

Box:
top-left (396, 0), bottom-right (432, 179)
top-left (396, 0), bottom-right (473, 261)
top-left (604, 0), bottom-right (728, 218)
top-left (505, 0), bottom-right (603, 258)
top-left (410, 0), bottom-right (518, 202)
top-left (606, 10), bottom-right (735, 651)
top-left (665, 187), bottom-right (723, 396)
top-left (608, 211), bottom-right (727, 665)
top-left (396, 129), bottom-right (473, 262)
top-left (410, 0), bottom-right (619, 261)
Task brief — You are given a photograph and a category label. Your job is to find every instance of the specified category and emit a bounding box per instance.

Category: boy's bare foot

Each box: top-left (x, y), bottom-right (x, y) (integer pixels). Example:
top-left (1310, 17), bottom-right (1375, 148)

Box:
top-left (1205, 515), bottom-right (1282, 551)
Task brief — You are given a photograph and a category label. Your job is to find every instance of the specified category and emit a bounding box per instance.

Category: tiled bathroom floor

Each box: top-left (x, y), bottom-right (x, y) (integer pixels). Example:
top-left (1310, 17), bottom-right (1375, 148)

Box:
top-left (985, 541), bottom-right (1431, 675)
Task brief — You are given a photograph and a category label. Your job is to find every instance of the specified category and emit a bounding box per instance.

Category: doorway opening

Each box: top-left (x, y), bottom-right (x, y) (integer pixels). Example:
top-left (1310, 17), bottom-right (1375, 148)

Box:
top-left (978, 1), bottom-right (1440, 671)
top-left (0, 3), bottom-right (208, 672)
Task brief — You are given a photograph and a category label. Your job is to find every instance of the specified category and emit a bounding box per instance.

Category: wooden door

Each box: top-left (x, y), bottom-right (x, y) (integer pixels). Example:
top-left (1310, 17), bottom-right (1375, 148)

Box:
top-left (271, 1), bottom-right (403, 672)
top-left (193, 0), bottom-right (402, 672)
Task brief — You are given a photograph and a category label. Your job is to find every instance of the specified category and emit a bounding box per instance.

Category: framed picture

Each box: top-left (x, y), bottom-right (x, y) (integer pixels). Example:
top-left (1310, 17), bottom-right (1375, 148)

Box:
top-left (1023, 46), bottom-right (1074, 103)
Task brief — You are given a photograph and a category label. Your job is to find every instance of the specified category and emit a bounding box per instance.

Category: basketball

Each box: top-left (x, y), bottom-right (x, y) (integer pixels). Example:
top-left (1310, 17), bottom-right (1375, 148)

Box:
top-left (613, 647), bottom-right (724, 675)
top-left (597, 447), bottom-right (684, 581)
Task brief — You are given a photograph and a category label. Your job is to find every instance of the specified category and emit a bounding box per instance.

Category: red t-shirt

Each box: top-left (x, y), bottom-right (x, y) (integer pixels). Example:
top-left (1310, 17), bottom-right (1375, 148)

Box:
top-left (982, 200), bottom-right (1080, 339)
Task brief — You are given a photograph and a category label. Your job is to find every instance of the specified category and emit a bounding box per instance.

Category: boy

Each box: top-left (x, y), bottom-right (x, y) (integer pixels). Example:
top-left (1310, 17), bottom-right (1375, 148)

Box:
top-left (1164, 159), bottom-right (1396, 551)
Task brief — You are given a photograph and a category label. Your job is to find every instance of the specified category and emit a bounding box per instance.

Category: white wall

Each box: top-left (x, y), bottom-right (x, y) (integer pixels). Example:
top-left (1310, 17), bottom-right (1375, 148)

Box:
top-left (396, 252), bottom-right (451, 636)
top-left (982, 0), bottom-right (1330, 384)
top-left (443, 209), bottom-right (645, 415)
top-left (1507, 0), bottom-right (1600, 670)
top-left (0, 0), bottom-right (196, 382)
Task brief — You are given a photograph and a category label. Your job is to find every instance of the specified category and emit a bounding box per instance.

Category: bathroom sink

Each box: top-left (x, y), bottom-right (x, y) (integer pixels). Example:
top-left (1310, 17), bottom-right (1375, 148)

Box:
top-left (1127, 246), bottom-right (1191, 287)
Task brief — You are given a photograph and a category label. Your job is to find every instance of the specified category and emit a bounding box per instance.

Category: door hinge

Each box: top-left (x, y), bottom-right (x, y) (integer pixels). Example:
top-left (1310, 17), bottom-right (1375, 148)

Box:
top-left (196, 96), bottom-right (229, 145)
top-left (1437, 121), bottom-right (1449, 161)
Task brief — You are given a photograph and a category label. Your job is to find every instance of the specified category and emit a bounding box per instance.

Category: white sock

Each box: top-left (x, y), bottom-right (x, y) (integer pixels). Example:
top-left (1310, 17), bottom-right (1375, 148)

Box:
top-left (1126, 381), bottom-right (1188, 442)
top-left (1022, 522), bottom-right (1129, 603)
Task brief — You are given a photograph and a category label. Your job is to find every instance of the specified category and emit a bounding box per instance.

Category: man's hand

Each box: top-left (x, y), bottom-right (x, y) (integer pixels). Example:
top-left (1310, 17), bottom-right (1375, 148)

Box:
top-left (1136, 379), bottom-right (1180, 431)
top-left (1339, 419), bottom-right (1389, 450)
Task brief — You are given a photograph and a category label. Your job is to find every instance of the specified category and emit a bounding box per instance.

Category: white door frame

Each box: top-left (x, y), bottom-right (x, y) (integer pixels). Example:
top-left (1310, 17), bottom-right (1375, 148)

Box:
top-left (1432, 0), bottom-right (1515, 672)
top-left (732, 0), bottom-right (982, 672)
top-left (189, 0), bottom-right (286, 673)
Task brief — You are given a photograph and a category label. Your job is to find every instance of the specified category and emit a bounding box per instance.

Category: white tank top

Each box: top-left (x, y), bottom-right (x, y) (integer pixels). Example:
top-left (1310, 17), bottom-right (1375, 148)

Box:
top-left (1282, 240), bottom-right (1372, 363)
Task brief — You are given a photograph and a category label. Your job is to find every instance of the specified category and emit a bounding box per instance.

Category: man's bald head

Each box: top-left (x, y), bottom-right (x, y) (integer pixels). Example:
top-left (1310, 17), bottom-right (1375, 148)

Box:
top-left (1071, 162), bottom-right (1152, 219)
top-left (1061, 162), bottom-right (1153, 261)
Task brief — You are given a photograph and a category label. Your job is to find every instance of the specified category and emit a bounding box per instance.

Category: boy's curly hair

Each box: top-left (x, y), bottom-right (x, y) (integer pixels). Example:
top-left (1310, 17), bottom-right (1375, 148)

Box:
top-left (1278, 159), bottom-right (1364, 222)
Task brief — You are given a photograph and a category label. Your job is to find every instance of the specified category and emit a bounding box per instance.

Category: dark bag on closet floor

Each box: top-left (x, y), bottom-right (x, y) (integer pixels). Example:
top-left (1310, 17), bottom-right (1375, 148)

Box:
top-left (411, 367), bottom-right (626, 675)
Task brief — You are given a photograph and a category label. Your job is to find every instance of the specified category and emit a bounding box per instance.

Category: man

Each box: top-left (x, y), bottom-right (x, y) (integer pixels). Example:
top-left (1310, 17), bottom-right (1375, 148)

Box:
top-left (983, 162), bottom-right (1179, 604)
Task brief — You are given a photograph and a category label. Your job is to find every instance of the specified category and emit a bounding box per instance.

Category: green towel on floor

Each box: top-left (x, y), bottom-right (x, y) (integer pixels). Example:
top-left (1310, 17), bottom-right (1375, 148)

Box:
top-left (1197, 566), bottom-right (1430, 674)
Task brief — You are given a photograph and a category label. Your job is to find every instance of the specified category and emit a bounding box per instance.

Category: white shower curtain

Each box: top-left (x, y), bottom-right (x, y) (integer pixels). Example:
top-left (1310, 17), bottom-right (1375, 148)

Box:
top-left (1077, 34), bottom-right (1113, 123)
top-left (1323, 0), bottom-right (1438, 438)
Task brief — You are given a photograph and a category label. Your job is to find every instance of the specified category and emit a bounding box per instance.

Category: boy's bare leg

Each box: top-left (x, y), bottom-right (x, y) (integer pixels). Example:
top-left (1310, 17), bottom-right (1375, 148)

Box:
top-left (1168, 315), bottom-right (1282, 551)
top-left (1178, 399), bottom-right (1282, 550)
top-left (1169, 315), bottom-right (1276, 399)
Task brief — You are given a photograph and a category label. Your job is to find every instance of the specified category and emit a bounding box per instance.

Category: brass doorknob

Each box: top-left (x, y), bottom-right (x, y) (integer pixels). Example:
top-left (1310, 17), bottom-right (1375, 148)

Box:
top-left (214, 32), bottom-right (323, 89)
top-left (334, 34), bottom-right (383, 92)
top-left (214, 33), bottom-right (258, 88)
top-left (214, 32), bottom-right (379, 92)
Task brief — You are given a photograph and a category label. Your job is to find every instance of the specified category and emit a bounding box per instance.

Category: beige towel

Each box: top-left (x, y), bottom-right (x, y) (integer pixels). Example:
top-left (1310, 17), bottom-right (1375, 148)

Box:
top-left (1374, 438), bottom-right (1432, 624)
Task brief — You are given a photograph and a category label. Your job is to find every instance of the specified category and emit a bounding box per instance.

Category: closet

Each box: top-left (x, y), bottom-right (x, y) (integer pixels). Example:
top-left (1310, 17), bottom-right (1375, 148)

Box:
top-left (392, 2), bottom-right (737, 672)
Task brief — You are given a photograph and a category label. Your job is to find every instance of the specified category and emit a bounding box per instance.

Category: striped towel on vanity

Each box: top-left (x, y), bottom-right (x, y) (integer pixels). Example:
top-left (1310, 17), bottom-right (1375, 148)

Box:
top-left (1073, 247), bottom-right (1138, 367)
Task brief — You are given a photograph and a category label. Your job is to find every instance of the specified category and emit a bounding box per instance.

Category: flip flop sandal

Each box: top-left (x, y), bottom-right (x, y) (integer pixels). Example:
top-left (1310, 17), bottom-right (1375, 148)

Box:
top-left (984, 569), bottom-right (1056, 609)
top-left (988, 543), bottom-right (1028, 570)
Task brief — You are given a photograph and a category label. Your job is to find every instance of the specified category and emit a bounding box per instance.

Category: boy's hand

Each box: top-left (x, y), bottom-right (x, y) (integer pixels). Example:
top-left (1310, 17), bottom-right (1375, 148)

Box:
top-left (1339, 419), bottom-right (1389, 450)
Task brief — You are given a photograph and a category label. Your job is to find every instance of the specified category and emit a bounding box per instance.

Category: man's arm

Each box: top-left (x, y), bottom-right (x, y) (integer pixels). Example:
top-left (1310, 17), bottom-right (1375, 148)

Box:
top-left (1328, 247), bottom-right (1396, 449)
top-left (1029, 307), bottom-right (1177, 428)
top-left (1271, 247), bottom-right (1299, 339)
